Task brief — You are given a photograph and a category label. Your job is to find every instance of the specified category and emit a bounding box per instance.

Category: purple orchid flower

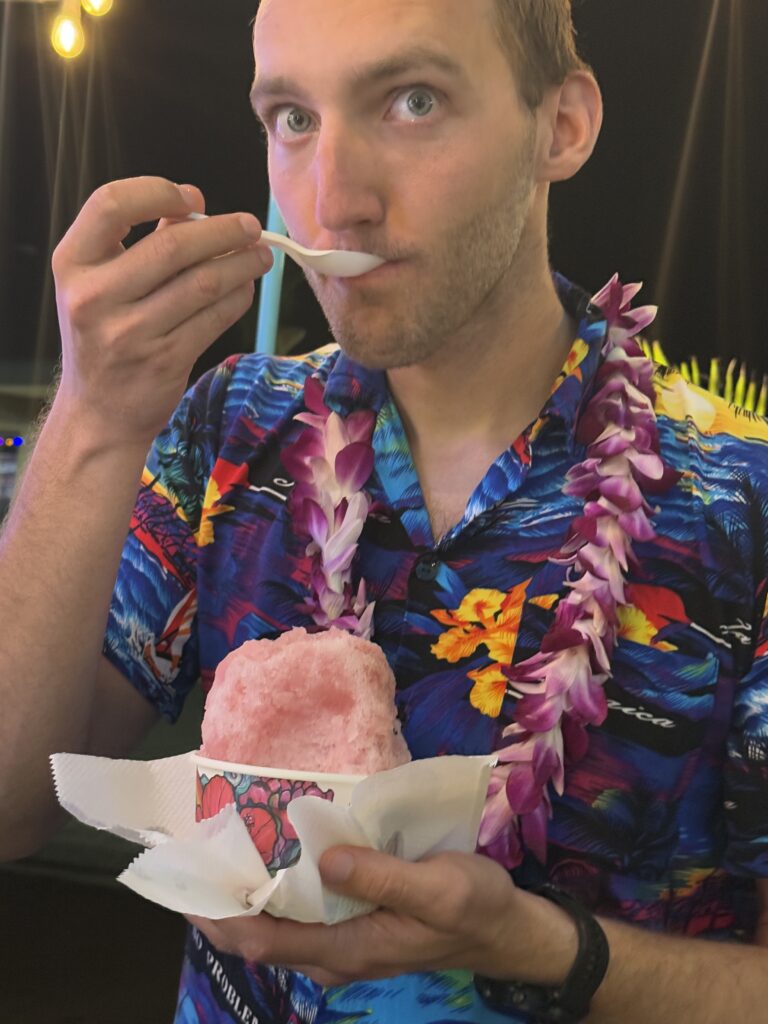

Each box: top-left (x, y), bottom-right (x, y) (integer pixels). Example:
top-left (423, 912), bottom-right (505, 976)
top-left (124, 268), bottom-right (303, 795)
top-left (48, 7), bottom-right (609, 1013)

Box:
top-left (283, 376), bottom-right (376, 637)
top-left (477, 277), bottom-right (675, 869)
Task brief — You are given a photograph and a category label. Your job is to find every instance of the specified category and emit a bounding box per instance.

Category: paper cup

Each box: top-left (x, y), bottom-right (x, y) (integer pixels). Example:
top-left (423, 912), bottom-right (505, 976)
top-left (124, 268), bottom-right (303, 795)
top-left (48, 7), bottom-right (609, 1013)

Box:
top-left (192, 753), bottom-right (363, 874)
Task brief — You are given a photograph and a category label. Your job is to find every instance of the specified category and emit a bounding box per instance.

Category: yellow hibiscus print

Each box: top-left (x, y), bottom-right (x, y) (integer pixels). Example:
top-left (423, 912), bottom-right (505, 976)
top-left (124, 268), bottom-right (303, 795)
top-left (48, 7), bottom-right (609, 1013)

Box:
top-left (466, 663), bottom-right (510, 718)
top-left (617, 604), bottom-right (676, 651)
top-left (431, 582), bottom-right (537, 718)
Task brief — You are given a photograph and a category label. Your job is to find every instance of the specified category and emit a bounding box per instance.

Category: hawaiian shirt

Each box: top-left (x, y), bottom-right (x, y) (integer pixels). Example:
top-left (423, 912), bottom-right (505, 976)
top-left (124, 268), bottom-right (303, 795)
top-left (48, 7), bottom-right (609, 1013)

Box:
top-left (103, 274), bottom-right (768, 1023)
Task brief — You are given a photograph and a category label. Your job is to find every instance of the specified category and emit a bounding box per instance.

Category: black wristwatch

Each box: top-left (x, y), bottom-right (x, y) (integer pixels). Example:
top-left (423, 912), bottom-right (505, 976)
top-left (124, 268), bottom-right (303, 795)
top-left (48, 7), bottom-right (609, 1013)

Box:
top-left (474, 883), bottom-right (610, 1023)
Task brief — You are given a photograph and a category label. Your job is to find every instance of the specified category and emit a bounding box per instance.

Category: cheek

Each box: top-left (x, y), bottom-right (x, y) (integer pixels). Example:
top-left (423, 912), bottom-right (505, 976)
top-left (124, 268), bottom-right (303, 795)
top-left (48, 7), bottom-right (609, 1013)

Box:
top-left (267, 151), bottom-right (308, 219)
top-left (405, 160), bottom-right (482, 235)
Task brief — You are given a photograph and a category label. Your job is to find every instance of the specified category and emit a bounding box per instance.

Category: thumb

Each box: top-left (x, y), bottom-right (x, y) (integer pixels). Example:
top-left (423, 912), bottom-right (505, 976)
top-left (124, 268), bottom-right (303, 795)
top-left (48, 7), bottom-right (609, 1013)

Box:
top-left (319, 845), bottom-right (430, 917)
top-left (319, 847), bottom-right (357, 885)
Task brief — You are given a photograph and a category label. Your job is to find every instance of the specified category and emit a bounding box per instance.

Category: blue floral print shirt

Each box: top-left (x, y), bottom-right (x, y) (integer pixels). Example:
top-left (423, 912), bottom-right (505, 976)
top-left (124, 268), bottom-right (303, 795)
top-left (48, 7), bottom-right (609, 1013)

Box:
top-left (103, 274), bottom-right (768, 1023)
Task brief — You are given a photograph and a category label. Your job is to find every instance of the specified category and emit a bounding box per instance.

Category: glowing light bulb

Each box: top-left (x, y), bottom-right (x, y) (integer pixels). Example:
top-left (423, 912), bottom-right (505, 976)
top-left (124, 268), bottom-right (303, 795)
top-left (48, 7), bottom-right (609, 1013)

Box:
top-left (51, 0), bottom-right (85, 58)
top-left (81, 0), bottom-right (114, 15)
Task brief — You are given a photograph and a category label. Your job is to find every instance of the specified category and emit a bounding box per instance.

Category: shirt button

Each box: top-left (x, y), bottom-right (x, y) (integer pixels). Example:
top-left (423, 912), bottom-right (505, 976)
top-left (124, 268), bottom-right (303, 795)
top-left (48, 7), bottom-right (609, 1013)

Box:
top-left (415, 555), bottom-right (440, 581)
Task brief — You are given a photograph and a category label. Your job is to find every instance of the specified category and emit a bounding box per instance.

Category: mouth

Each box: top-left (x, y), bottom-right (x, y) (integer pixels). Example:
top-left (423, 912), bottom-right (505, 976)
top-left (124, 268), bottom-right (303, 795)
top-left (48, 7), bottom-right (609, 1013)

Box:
top-left (336, 259), bottom-right (408, 284)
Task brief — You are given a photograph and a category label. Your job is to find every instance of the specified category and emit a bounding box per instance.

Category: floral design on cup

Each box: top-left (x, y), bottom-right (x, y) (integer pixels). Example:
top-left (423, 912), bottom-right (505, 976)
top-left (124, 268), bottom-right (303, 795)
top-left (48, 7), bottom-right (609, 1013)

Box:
top-left (196, 772), bottom-right (235, 820)
top-left (196, 770), bottom-right (335, 873)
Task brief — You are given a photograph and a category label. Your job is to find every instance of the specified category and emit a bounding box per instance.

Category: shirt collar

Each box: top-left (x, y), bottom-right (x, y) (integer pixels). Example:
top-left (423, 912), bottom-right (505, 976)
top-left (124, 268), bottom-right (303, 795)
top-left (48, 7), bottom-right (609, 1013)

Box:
top-left (323, 351), bottom-right (389, 418)
top-left (539, 273), bottom-right (609, 455)
top-left (323, 272), bottom-right (609, 454)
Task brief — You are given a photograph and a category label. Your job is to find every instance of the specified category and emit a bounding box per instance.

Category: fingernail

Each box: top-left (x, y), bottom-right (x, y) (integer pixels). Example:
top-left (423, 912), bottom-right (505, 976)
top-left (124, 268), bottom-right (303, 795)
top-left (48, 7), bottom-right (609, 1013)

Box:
top-left (178, 185), bottom-right (198, 209)
top-left (321, 850), bottom-right (354, 884)
top-left (240, 215), bottom-right (263, 240)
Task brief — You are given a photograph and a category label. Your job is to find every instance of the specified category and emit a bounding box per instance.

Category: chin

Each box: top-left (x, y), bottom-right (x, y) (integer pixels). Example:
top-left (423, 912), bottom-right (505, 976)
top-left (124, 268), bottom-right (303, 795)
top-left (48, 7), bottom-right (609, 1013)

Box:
top-left (334, 339), bottom-right (435, 372)
top-left (326, 311), bottom-right (440, 372)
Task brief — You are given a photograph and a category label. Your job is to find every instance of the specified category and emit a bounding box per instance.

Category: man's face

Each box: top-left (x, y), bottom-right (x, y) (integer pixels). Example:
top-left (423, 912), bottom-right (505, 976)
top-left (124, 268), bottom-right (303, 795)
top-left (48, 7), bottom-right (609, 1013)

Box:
top-left (252, 0), bottom-right (541, 370)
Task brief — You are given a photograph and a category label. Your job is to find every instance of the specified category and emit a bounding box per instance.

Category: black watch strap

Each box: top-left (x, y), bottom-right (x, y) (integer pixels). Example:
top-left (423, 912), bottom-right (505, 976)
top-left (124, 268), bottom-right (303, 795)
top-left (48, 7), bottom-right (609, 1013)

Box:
top-left (474, 883), bottom-right (610, 1023)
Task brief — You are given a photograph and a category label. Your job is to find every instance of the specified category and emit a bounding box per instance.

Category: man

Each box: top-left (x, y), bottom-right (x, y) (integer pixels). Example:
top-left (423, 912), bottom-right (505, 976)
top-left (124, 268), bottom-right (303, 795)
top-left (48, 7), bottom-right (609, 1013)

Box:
top-left (2, 1), bottom-right (768, 1021)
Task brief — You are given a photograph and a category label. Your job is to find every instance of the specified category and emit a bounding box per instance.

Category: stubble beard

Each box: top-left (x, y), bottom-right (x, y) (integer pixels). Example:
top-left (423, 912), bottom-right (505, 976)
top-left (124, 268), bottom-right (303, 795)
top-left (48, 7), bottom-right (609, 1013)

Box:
top-left (304, 125), bottom-right (539, 372)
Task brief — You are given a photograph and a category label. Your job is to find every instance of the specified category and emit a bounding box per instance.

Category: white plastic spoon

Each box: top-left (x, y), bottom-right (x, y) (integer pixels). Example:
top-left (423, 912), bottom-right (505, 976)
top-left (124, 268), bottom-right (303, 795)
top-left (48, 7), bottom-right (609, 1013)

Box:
top-left (186, 212), bottom-right (386, 278)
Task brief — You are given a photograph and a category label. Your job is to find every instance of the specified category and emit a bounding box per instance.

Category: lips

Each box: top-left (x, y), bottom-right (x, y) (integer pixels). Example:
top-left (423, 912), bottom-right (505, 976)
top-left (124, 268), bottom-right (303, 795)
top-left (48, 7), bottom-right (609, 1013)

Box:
top-left (340, 259), bottom-right (407, 282)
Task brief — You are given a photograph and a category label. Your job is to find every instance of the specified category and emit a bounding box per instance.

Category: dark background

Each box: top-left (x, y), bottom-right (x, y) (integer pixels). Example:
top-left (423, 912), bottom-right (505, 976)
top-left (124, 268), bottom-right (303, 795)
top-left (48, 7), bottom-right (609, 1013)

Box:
top-left (1, 1), bottom-right (767, 1020)
top-left (1, 0), bottom-right (767, 396)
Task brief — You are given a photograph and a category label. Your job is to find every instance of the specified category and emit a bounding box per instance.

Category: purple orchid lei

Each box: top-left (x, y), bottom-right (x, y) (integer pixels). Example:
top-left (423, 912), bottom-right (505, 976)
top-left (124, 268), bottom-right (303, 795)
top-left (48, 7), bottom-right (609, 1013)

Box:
top-left (479, 275), bottom-right (677, 868)
top-left (282, 375), bottom-right (377, 638)
top-left (284, 275), bottom-right (675, 870)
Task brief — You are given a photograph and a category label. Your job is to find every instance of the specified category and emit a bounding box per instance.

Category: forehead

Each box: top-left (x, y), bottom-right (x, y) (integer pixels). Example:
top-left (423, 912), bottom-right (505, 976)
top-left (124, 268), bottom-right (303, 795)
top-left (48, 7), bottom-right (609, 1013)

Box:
top-left (252, 0), bottom-right (500, 88)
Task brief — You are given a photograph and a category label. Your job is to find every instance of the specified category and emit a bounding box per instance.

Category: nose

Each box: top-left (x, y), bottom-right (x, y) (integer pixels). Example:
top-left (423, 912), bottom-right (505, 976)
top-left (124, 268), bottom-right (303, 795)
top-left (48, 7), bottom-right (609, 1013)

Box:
top-left (311, 118), bottom-right (386, 238)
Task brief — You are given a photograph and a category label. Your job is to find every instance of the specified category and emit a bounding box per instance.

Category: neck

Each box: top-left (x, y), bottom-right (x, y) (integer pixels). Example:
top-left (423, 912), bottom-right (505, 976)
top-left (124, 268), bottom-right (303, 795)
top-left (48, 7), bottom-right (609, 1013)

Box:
top-left (386, 267), bottom-right (575, 459)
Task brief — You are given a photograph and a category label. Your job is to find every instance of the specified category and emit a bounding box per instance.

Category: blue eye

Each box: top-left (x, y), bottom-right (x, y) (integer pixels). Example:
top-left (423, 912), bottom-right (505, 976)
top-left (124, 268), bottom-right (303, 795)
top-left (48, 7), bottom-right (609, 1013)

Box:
top-left (268, 86), bottom-right (441, 141)
top-left (392, 88), bottom-right (438, 121)
top-left (276, 108), bottom-right (313, 138)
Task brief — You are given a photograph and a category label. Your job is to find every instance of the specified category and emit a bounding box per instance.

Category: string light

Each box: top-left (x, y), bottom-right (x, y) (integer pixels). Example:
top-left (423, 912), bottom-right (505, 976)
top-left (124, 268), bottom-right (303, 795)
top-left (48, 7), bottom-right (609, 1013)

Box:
top-left (49, 0), bottom-right (115, 60)
top-left (81, 0), bottom-right (113, 16)
top-left (0, 437), bottom-right (25, 448)
top-left (51, 0), bottom-right (85, 59)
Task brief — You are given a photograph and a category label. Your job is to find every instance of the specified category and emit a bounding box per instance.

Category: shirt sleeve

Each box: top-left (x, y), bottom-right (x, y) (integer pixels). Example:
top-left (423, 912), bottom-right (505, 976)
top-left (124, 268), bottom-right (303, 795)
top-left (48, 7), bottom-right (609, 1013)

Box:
top-left (724, 567), bottom-right (768, 876)
top-left (101, 356), bottom-right (242, 722)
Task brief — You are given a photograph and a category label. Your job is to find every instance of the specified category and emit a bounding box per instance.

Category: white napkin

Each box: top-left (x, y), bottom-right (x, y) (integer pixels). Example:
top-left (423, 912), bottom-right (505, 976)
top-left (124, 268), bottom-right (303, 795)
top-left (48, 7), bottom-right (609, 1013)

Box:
top-left (50, 751), bottom-right (493, 924)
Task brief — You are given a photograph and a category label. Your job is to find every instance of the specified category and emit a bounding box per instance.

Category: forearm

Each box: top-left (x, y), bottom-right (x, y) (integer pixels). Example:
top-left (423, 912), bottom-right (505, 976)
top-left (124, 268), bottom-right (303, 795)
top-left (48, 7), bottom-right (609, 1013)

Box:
top-left (587, 916), bottom-right (768, 1023)
top-left (0, 394), bottom-right (150, 849)
top-left (487, 881), bottom-right (768, 1023)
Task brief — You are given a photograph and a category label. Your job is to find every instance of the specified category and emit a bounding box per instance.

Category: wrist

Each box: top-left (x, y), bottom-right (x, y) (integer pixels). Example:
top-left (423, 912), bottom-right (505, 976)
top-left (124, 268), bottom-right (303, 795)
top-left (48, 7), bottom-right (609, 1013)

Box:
top-left (47, 392), bottom-right (154, 461)
top-left (487, 883), bottom-right (580, 986)
top-left (476, 884), bottom-right (610, 1024)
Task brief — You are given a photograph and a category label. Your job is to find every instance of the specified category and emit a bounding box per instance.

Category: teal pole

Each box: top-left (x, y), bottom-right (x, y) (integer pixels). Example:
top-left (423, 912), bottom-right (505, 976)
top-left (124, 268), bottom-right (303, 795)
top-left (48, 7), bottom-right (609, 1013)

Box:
top-left (254, 192), bottom-right (287, 355)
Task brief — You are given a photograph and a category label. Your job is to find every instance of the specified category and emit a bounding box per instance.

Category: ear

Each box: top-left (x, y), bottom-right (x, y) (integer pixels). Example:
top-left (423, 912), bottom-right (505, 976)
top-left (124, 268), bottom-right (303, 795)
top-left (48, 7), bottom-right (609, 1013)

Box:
top-left (536, 71), bottom-right (603, 184)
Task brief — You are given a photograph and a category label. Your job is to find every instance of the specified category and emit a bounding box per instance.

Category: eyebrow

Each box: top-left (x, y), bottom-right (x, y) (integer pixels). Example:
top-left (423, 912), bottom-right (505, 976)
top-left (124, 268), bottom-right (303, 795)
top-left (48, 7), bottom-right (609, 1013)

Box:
top-left (249, 45), bottom-right (467, 115)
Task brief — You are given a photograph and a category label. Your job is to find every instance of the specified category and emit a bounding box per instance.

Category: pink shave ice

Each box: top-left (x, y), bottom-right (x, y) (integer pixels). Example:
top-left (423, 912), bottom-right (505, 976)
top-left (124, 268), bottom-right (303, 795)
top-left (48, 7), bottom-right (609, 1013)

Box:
top-left (200, 627), bottom-right (411, 774)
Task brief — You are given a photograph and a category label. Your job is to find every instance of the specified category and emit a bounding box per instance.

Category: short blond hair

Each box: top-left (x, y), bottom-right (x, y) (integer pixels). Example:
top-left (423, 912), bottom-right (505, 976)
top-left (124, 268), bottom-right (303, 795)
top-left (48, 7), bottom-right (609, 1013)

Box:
top-left (492, 0), bottom-right (593, 109)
